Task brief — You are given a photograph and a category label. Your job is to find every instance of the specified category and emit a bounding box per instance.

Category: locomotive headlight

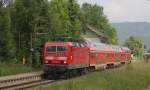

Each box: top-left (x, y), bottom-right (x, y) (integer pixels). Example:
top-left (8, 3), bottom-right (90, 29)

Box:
top-left (64, 61), bottom-right (67, 64)
top-left (71, 56), bottom-right (72, 60)
top-left (45, 60), bottom-right (48, 63)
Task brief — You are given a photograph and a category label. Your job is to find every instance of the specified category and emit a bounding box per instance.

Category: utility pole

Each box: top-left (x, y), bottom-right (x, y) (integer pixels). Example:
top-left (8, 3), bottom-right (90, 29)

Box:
top-left (30, 33), bottom-right (34, 66)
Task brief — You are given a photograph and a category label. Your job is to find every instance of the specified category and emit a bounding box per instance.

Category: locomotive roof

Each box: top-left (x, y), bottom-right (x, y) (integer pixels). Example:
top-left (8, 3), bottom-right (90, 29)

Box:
top-left (53, 37), bottom-right (86, 43)
top-left (45, 38), bottom-right (131, 53)
top-left (45, 42), bottom-right (74, 46)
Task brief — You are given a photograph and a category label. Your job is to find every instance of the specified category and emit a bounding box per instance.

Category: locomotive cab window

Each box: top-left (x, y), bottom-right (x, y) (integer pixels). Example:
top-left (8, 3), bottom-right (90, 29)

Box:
top-left (46, 46), bottom-right (67, 52)
top-left (57, 46), bottom-right (67, 52)
top-left (46, 46), bottom-right (56, 52)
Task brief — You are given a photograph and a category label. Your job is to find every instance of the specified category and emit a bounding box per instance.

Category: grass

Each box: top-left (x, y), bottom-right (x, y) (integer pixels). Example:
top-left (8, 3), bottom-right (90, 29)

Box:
top-left (34, 61), bottom-right (150, 90)
top-left (0, 64), bottom-right (39, 76)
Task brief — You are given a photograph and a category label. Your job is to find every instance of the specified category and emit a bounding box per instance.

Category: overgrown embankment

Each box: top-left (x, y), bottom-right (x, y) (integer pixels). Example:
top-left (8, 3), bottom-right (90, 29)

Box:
top-left (0, 64), bottom-right (38, 76)
top-left (35, 61), bottom-right (150, 90)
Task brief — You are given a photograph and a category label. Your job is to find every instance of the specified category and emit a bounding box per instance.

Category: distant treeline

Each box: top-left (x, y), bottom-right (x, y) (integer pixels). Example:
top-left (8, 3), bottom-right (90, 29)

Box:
top-left (0, 0), bottom-right (117, 66)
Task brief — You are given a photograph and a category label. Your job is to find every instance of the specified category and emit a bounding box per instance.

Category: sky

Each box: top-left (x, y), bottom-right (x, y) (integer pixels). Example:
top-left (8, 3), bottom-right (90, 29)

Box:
top-left (78, 0), bottom-right (150, 22)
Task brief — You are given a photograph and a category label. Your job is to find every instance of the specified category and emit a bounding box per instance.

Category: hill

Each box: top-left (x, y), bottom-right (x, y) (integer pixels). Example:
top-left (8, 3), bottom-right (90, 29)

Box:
top-left (113, 22), bottom-right (150, 48)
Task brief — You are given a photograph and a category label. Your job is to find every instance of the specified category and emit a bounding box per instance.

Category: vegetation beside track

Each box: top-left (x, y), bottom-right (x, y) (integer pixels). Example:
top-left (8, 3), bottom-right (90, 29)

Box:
top-left (34, 61), bottom-right (150, 90)
top-left (0, 64), bottom-right (39, 76)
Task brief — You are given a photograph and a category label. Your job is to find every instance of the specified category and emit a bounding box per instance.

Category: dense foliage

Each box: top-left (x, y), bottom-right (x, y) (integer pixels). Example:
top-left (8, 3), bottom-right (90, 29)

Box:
top-left (10, 0), bottom-right (50, 66)
top-left (81, 3), bottom-right (118, 44)
top-left (124, 36), bottom-right (144, 58)
top-left (0, 1), bottom-right (16, 62)
top-left (0, 0), bottom-right (117, 66)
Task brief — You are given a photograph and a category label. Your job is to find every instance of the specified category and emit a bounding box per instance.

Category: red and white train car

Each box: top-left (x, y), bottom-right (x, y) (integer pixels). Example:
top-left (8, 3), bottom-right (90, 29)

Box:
top-left (43, 39), bottom-right (132, 79)
top-left (87, 42), bottom-right (132, 70)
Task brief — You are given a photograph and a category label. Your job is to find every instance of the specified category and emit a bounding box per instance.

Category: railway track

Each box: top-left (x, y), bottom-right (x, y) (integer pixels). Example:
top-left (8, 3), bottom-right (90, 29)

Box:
top-left (0, 71), bottom-right (54, 90)
top-left (0, 62), bottom-right (130, 90)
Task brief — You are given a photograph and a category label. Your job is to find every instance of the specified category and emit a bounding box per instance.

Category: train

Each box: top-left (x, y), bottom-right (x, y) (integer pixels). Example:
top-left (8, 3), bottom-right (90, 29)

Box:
top-left (43, 38), bottom-right (132, 79)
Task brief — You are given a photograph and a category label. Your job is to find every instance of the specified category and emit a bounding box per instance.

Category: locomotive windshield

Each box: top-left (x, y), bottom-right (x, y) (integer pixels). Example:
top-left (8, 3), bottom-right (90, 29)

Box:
top-left (57, 46), bottom-right (67, 52)
top-left (46, 46), bottom-right (56, 52)
top-left (46, 46), bottom-right (67, 52)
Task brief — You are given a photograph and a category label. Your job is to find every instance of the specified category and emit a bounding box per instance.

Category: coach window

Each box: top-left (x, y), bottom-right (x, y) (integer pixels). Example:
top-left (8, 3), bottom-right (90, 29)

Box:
top-left (112, 54), bottom-right (114, 57)
top-left (105, 53), bottom-right (109, 57)
top-left (46, 46), bottom-right (56, 52)
top-left (121, 54), bottom-right (125, 57)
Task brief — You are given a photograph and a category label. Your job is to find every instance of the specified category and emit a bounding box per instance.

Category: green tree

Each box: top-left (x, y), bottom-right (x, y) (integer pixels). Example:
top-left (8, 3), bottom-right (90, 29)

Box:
top-left (0, 2), bottom-right (16, 62)
top-left (11, 0), bottom-right (33, 63)
top-left (48, 0), bottom-right (70, 39)
top-left (30, 0), bottom-right (50, 66)
top-left (67, 0), bottom-right (81, 37)
top-left (81, 3), bottom-right (118, 44)
top-left (11, 0), bottom-right (50, 65)
top-left (124, 36), bottom-right (144, 58)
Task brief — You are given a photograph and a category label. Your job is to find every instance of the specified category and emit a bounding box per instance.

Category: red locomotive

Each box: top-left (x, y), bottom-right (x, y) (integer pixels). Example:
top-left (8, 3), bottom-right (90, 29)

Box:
top-left (43, 38), bottom-right (132, 79)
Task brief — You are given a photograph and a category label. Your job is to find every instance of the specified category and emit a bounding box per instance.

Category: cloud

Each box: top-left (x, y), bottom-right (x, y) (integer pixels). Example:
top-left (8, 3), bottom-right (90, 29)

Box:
top-left (78, 0), bottom-right (150, 22)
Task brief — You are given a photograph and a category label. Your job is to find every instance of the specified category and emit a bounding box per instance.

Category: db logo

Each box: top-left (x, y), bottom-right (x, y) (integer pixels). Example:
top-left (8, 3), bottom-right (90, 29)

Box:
top-left (54, 57), bottom-right (58, 60)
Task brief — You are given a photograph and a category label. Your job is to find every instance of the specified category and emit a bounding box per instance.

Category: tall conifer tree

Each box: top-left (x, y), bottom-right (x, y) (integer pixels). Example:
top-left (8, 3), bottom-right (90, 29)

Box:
top-left (0, 1), bottom-right (16, 62)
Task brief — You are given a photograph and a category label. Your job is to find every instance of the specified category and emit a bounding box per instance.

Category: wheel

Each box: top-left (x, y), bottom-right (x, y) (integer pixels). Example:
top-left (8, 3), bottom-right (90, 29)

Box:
top-left (63, 70), bottom-right (71, 79)
top-left (42, 73), bottom-right (48, 80)
top-left (83, 68), bottom-right (88, 74)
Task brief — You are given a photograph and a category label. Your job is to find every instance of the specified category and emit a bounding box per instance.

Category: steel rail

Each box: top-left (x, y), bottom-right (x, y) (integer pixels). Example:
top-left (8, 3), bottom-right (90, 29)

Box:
top-left (0, 71), bottom-right (55, 90)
